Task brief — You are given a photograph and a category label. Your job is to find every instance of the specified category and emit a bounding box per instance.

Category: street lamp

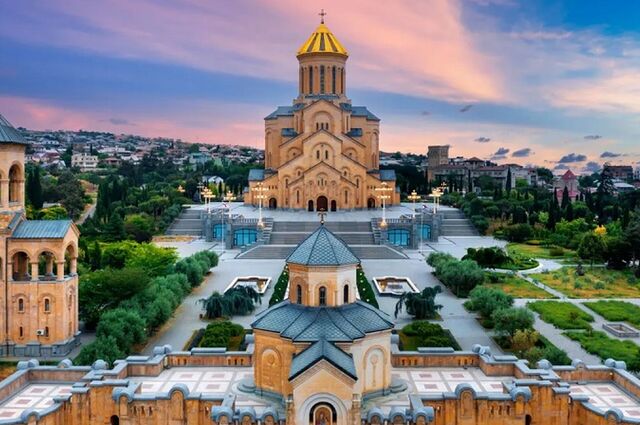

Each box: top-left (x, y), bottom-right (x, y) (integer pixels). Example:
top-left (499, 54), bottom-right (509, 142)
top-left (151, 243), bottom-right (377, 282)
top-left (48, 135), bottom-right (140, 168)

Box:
top-left (375, 182), bottom-right (392, 228)
top-left (252, 182), bottom-right (268, 228)
top-left (431, 187), bottom-right (443, 214)
top-left (222, 190), bottom-right (237, 247)
top-left (177, 184), bottom-right (185, 194)
top-left (197, 182), bottom-right (204, 204)
top-left (203, 187), bottom-right (213, 212)
top-left (407, 190), bottom-right (421, 219)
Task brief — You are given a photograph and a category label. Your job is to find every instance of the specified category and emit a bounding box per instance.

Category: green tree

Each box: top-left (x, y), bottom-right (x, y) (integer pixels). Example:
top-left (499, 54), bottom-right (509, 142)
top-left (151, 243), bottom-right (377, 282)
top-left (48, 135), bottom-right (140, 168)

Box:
top-left (394, 286), bottom-right (443, 319)
top-left (90, 241), bottom-right (102, 271)
top-left (125, 243), bottom-right (177, 277)
top-left (492, 307), bottom-right (534, 339)
top-left (74, 335), bottom-right (125, 367)
top-left (561, 187), bottom-right (570, 210)
top-left (577, 233), bottom-right (607, 267)
top-left (104, 212), bottom-right (126, 241)
top-left (26, 166), bottom-right (44, 209)
top-left (79, 267), bottom-right (151, 328)
top-left (467, 286), bottom-right (513, 319)
top-left (57, 170), bottom-right (86, 219)
top-left (439, 259), bottom-right (485, 297)
top-left (96, 308), bottom-right (147, 353)
top-left (625, 215), bottom-right (640, 268)
top-left (124, 214), bottom-right (155, 242)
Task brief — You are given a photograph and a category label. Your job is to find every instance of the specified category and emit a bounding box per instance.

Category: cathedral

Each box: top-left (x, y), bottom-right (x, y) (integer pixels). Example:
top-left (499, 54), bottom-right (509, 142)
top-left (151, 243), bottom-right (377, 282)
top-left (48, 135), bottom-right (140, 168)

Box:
top-left (0, 115), bottom-right (80, 357)
top-left (246, 18), bottom-right (400, 211)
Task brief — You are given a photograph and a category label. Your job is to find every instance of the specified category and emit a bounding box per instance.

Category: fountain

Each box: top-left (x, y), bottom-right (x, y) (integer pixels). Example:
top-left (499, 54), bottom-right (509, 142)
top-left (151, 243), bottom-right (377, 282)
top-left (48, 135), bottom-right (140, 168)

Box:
top-left (225, 276), bottom-right (272, 295)
top-left (372, 276), bottom-right (419, 296)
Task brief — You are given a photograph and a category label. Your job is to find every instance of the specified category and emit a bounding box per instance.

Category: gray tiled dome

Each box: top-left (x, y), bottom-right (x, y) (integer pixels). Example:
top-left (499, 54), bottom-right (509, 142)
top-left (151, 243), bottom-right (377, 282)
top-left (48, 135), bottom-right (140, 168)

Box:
top-left (286, 225), bottom-right (359, 266)
top-left (0, 115), bottom-right (28, 145)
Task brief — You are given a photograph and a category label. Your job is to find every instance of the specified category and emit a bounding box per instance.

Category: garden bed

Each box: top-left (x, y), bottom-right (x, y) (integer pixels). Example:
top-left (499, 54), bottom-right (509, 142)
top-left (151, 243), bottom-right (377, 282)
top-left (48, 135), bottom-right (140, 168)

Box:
top-left (529, 267), bottom-right (640, 298)
top-left (583, 300), bottom-right (640, 328)
top-left (507, 243), bottom-right (576, 261)
top-left (527, 301), bottom-right (594, 330)
top-left (482, 273), bottom-right (554, 299)
top-left (397, 321), bottom-right (460, 351)
top-left (564, 330), bottom-right (639, 365)
top-left (493, 335), bottom-right (571, 366)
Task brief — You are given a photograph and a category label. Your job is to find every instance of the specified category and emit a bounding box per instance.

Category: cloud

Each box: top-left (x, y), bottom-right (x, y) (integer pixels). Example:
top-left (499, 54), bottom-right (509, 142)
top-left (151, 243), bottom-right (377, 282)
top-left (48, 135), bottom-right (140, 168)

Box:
top-left (583, 161), bottom-right (601, 173)
top-left (584, 135), bottom-right (602, 140)
top-left (459, 104), bottom-right (473, 113)
top-left (554, 164), bottom-right (570, 170)
top-left (512, 148), bottom-right (532, 157)
top-left (107, 117), bottom-right (135, 126)
top-left (474, 137), bottom-right (491, 143)
top-left (0, 0), bottom-right (505, 103)
top-left (510, 30), bottom-right (572, 41)
top-left (558, 153), bottom-right (587, 163)
top-left (600, 151), bottom-right (621, 158)
top-left (420, 111), bottom-right (431, 116)
top-left (494, 147), bottom-right (510, 156)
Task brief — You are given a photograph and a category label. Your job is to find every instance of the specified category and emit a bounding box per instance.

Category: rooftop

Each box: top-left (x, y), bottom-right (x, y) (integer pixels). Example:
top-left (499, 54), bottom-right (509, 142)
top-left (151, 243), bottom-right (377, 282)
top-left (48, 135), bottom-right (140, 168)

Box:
top-left (297, 23), bottom-right (348, 57)
top-left (286, 225), bottom-right (359, 266)
top-left (0, 115), bottom-right (29, 145)
top-left (11, 220), bottom-right (73, 239)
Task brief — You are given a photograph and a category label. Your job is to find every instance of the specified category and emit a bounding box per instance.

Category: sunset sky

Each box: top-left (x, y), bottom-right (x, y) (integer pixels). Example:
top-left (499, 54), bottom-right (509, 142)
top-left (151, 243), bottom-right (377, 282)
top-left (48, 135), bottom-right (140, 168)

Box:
top-left (1, 0), bottom-right (639, 172)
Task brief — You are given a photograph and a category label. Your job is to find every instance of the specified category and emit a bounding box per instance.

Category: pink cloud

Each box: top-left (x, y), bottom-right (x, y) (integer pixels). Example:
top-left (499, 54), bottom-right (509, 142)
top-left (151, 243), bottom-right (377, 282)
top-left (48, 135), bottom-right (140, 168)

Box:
top-left (0, 0), bottom-right (504, 103)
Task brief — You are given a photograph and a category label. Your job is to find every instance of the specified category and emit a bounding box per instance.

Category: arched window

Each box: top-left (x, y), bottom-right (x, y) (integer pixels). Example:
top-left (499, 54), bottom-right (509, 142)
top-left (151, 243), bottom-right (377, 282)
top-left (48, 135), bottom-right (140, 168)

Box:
top-left (44, 326), bottom-right (49, 337)
top-left (44, 298), bottom-right (51, 313)
top-left (320, 65), bottom-right (325, 94)
top-left (309, 67), bottom-right (313, 94)
top-left (343, 284), bottom-right (349, 303)
top-left (332, 66), bottom-right (336, 93)
top-left (19, 327), bottom-right (23, 338)
top-left (296, 190), bottom-right (300, 204)
top-left (316, 150), bottom-right (320, 159)
top-left (325, 150), bottom-right (329, 160)
top-left (8, 164), bottom-right (21, 203)
top-left (318, 287), bottom-right (327, 306)
top-left (18, 298), bottom-right (24, 312)
top-left (296, 285), bottom-right (302, 304)
top-left (344, 190), bottom-right (348, 204)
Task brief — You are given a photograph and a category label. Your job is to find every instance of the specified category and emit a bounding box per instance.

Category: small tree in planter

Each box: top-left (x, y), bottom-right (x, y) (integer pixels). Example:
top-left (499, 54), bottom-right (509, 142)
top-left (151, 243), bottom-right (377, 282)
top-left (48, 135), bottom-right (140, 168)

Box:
top-left (394, 286), bottom-right (443, 320)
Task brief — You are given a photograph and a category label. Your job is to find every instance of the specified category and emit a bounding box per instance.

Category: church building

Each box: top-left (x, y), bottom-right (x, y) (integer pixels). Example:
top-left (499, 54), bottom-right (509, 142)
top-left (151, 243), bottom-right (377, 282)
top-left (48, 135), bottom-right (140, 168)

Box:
top-left (246, 18), bottom-right (400, 211)
top-left (0, 115), bottom-right (80, 357)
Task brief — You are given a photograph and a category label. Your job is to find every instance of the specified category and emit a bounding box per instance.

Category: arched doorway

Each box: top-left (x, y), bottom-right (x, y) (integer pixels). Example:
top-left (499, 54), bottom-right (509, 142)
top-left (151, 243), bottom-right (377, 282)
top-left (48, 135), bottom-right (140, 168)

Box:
top-left (330, 200), bottom-right (337, 211)
top-left (309, 402), bottom-right (337, 425)
top-left (308, 200), bottom-right (314, 212)
top-left (110, 416), bottom-right (120, 425)
top-left (367, 197), bottom-right (376, 209)
top-left (525, 415), bottom-right (532, 425)
top-left (268, 198), bottom-right (277, 209)
top-left (317, 196), bottom-right (328, 212)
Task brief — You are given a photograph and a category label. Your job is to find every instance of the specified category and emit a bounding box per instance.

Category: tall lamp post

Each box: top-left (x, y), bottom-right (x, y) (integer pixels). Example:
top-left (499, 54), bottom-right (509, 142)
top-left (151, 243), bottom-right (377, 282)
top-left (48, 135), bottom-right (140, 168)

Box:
top-left (375, 182), bottom-right (392, 228)
top-left (407, 190), bottom-right (421, 219)
top-left (252, 182), bottom-right (268, 228)
top-left (431, 187), bottom-right (443, 214)
top-left (203, 187), bottom-right (213, 212)
top-left (222, 190), bottom-right (236, 247)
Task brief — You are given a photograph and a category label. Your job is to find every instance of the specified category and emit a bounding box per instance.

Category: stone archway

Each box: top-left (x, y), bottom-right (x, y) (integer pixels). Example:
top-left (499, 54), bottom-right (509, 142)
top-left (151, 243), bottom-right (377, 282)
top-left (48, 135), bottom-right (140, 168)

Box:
top-left (317, 196), bottom-right (328, 212)
top-left (330, 200), bottom-right (337, 212)
top-left (309, 403), bottom-right (336, 425)
top-left (268, 198), bottom-right (277, 209)
top-left (298, 394), bottom-right (347, 425)
top-left (367, 197), bottom-right (376, 209)
top-left (308, 200), bottom-right (314, 212)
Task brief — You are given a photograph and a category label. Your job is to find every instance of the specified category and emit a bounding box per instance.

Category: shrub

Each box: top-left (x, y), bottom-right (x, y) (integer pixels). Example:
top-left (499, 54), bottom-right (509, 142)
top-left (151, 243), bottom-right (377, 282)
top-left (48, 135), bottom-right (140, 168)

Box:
top-left (492, 307), bottom-right (534, 338)
top-left (565, 330), bottom-right (639, 366)
top-left (399, 321), bottom-right (460, 350)
top-left (96, 308), bottom-right (147, 353)
top-left (502, 224), bottom-right (534, 243)
top-left (548, 246), bottom-right (564, 257)
top-left (463, 247), bottom-right (510, 268)
top-left (74, 336), bottom-right (125, 367)
top-left (438, 259), bottom-right (484, 297)
top-left (471, 215), bottom-right (489, 235)
top-left (199, 321), bottom-right (244, 348)
top-left (356, 266), bottom-right (379, 308)
top-left (467, 286), bottom-right (513, 319)
top-left (269, 267), bottom-right (289, 306)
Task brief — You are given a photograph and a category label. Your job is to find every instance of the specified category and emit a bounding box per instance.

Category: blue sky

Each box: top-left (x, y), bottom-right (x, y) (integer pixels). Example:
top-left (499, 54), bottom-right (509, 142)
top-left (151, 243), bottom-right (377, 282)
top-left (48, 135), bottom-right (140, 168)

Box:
top-left (0, 0), bottom-right (638, 172)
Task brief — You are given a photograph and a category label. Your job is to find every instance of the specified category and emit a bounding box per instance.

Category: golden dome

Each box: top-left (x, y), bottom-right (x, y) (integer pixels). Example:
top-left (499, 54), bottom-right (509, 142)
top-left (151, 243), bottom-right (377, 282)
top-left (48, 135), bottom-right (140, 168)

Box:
top-left (297, 23), bottom-right (348, 57)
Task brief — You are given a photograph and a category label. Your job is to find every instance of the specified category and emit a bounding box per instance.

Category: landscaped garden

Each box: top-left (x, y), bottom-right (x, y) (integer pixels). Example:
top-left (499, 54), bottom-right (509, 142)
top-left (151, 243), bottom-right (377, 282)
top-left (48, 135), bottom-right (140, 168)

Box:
top-left (463, 246), bottom-right (538, 270)
top-left (507, 242), bottom-right (576, 261)
top-left (195, 320), bottom-right (246, 351)
top-left (397, 321), bottom-right (460, 351)
top-left (583, 301), bottom-right (640, 328)
top-left (530, 267), bottom-right (640, 298)
top-left (565, 330), bottom-right (639, 368)
top-left (527, 301), bottom-right (594, 330)
top-left (482, 272), bottom-right (553, 299)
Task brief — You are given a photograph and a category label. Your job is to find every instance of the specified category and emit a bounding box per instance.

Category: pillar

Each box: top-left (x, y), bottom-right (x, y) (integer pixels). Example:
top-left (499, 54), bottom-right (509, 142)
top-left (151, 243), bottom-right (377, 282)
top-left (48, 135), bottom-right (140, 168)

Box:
top-left (30, 262), bottom-right (38, 282)
top-left (0, 179), bottom-right (8, 207)
top-left (45, 256), bottom-right (54, 276)
top-left (56, 261), bottom-right (65, 281)
top-left (70, 258), bottom-right (77, 275)
top-left (7, 262), bottom-right (12, 281)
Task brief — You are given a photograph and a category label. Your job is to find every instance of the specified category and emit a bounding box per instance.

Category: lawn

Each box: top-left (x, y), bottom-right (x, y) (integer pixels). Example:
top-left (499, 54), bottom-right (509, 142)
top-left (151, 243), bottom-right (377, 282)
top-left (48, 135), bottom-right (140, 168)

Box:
top-left (565, 330), bottom-right (639, 365)
top-left (583, 301), bottom-right (640, 328)
top-left (529, 267), bottom-right (640, 298)
top-left (507, 243), bottom-right (576, 261)
top-left (398, 321), bottom-right (460, 351)
top-left (527, 301), bottom-right (594, 330)
top-left (482, 273), bottom-right (554, 299)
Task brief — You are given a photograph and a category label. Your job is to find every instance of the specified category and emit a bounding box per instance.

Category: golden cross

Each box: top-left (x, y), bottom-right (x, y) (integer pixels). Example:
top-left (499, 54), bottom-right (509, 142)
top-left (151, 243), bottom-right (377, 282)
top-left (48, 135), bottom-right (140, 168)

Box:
top-left (319, 9), bottom-right (327, 24)
top-left (317, 210), bottom-right (327, 225)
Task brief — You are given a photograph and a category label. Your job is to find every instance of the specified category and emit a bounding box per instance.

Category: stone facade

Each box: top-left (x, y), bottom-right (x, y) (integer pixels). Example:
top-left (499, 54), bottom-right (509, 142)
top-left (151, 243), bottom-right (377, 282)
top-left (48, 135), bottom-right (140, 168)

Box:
top-left (0, 116), bottom-right (80, 357)
top-left (246, 23), bottom-right (399, 211)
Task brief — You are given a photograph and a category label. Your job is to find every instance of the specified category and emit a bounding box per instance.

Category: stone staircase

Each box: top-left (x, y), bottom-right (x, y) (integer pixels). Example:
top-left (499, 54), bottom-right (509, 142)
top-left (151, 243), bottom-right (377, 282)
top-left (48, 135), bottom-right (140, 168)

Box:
top-left (165, 208), bottom-right (203, 236)
top-left (440, 210), bottom-right (478, 236)
top-left (236, 220), bottom-right (407, 260)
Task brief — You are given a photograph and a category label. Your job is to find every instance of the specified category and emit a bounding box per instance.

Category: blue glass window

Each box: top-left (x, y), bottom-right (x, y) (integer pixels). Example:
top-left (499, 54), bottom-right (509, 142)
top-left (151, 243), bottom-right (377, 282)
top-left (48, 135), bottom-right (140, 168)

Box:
top-left (388, 229), bottom-right (410, 246)
top-left (234, 228), bottom-right (258, 246)
top-left (418, 224), bottom-right (431, 240)
top-left (213, 224), bottom-right (225, 240)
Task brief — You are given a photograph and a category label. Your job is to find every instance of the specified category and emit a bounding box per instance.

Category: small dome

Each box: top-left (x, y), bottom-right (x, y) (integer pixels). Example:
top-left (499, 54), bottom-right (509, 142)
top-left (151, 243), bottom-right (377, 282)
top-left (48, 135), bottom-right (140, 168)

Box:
top-left (0, 114), bottom-right (28, 145)
top-left (297, 23), bottom-right (348, 57)
top-left (286, 225), bottom-right (359, 266)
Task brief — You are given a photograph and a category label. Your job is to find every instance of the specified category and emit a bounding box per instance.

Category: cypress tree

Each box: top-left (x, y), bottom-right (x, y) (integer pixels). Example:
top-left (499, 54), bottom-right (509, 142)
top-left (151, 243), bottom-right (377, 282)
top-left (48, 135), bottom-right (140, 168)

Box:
top-left (505, 168), bottom-right (512, 192)
top-left (561, 186), bottom-right (570, 209)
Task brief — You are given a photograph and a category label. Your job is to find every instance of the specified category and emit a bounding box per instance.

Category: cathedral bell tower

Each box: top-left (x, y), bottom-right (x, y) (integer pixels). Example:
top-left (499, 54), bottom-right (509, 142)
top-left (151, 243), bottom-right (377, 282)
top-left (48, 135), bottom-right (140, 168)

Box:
top-left (296, 11), bottom-right (349, 102)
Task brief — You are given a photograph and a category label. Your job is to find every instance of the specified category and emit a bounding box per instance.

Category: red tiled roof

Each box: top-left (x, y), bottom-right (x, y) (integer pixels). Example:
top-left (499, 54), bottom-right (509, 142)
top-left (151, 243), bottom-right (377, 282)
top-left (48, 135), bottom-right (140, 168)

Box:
top-left (562, 169), bottom-right (577, 180)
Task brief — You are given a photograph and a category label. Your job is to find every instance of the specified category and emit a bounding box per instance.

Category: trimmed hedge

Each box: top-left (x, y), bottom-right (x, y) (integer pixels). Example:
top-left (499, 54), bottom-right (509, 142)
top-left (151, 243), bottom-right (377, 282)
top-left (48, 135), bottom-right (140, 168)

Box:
top-left (269, 266), bottom-right (289, 306)
top-left (356, 266), bottom-right (379, 308)
top-left (527, 301), bottom-right (594, 330)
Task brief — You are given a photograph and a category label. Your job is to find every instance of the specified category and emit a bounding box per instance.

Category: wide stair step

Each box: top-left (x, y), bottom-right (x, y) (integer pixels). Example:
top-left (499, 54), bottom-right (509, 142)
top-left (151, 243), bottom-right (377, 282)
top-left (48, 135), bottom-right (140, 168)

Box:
top-left (166, 208), bottom-right (203, 236)
top-left (269, 232), bottom-right (374, 245)
top-left (440, 209), bottom-right (478, 236)
top-left (237, 245), bottom-right (407, 260)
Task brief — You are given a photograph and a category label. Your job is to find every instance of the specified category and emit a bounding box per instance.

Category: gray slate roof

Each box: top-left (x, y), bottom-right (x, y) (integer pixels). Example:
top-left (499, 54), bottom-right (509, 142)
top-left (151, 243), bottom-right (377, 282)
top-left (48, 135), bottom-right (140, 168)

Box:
top-left (379, 169), bottom-right (397, 181)
top-left (286, 225), bottom-right (359, 266)
top-left (0, 115), bottom-right (28, 145)
top-left (12, 220), bottom-right (73, 239)
top-left (289, 339), bottom-right (357, 380)
top-left (248, 169), bottom-right (265, 181)
top-left (251, 300), bottom-right (394, 342)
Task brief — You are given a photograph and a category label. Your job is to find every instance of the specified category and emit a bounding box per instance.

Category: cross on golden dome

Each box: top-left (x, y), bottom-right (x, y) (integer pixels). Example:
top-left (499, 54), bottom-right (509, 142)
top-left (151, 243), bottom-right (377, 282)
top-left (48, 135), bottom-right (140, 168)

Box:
top-left (297, 12), bottom-right (348, 57)
top-left (319, 9), bottom-right (327, 24)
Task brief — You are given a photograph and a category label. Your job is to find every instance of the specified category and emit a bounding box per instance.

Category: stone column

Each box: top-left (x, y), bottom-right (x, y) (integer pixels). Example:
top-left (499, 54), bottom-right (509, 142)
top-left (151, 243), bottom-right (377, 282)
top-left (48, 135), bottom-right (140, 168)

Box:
top-left (56, 261), bottom-right (65, 281)
top-left (6, 262), bottom-right (12, 281)
top-left (45, 257), bottom-right (54, 277)
top-left (30, 262), bottom-right (38, 282)
top-left (70, 258), bottom-right (77, 275)
top-left (0, 179), bottom-right (8, 207)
